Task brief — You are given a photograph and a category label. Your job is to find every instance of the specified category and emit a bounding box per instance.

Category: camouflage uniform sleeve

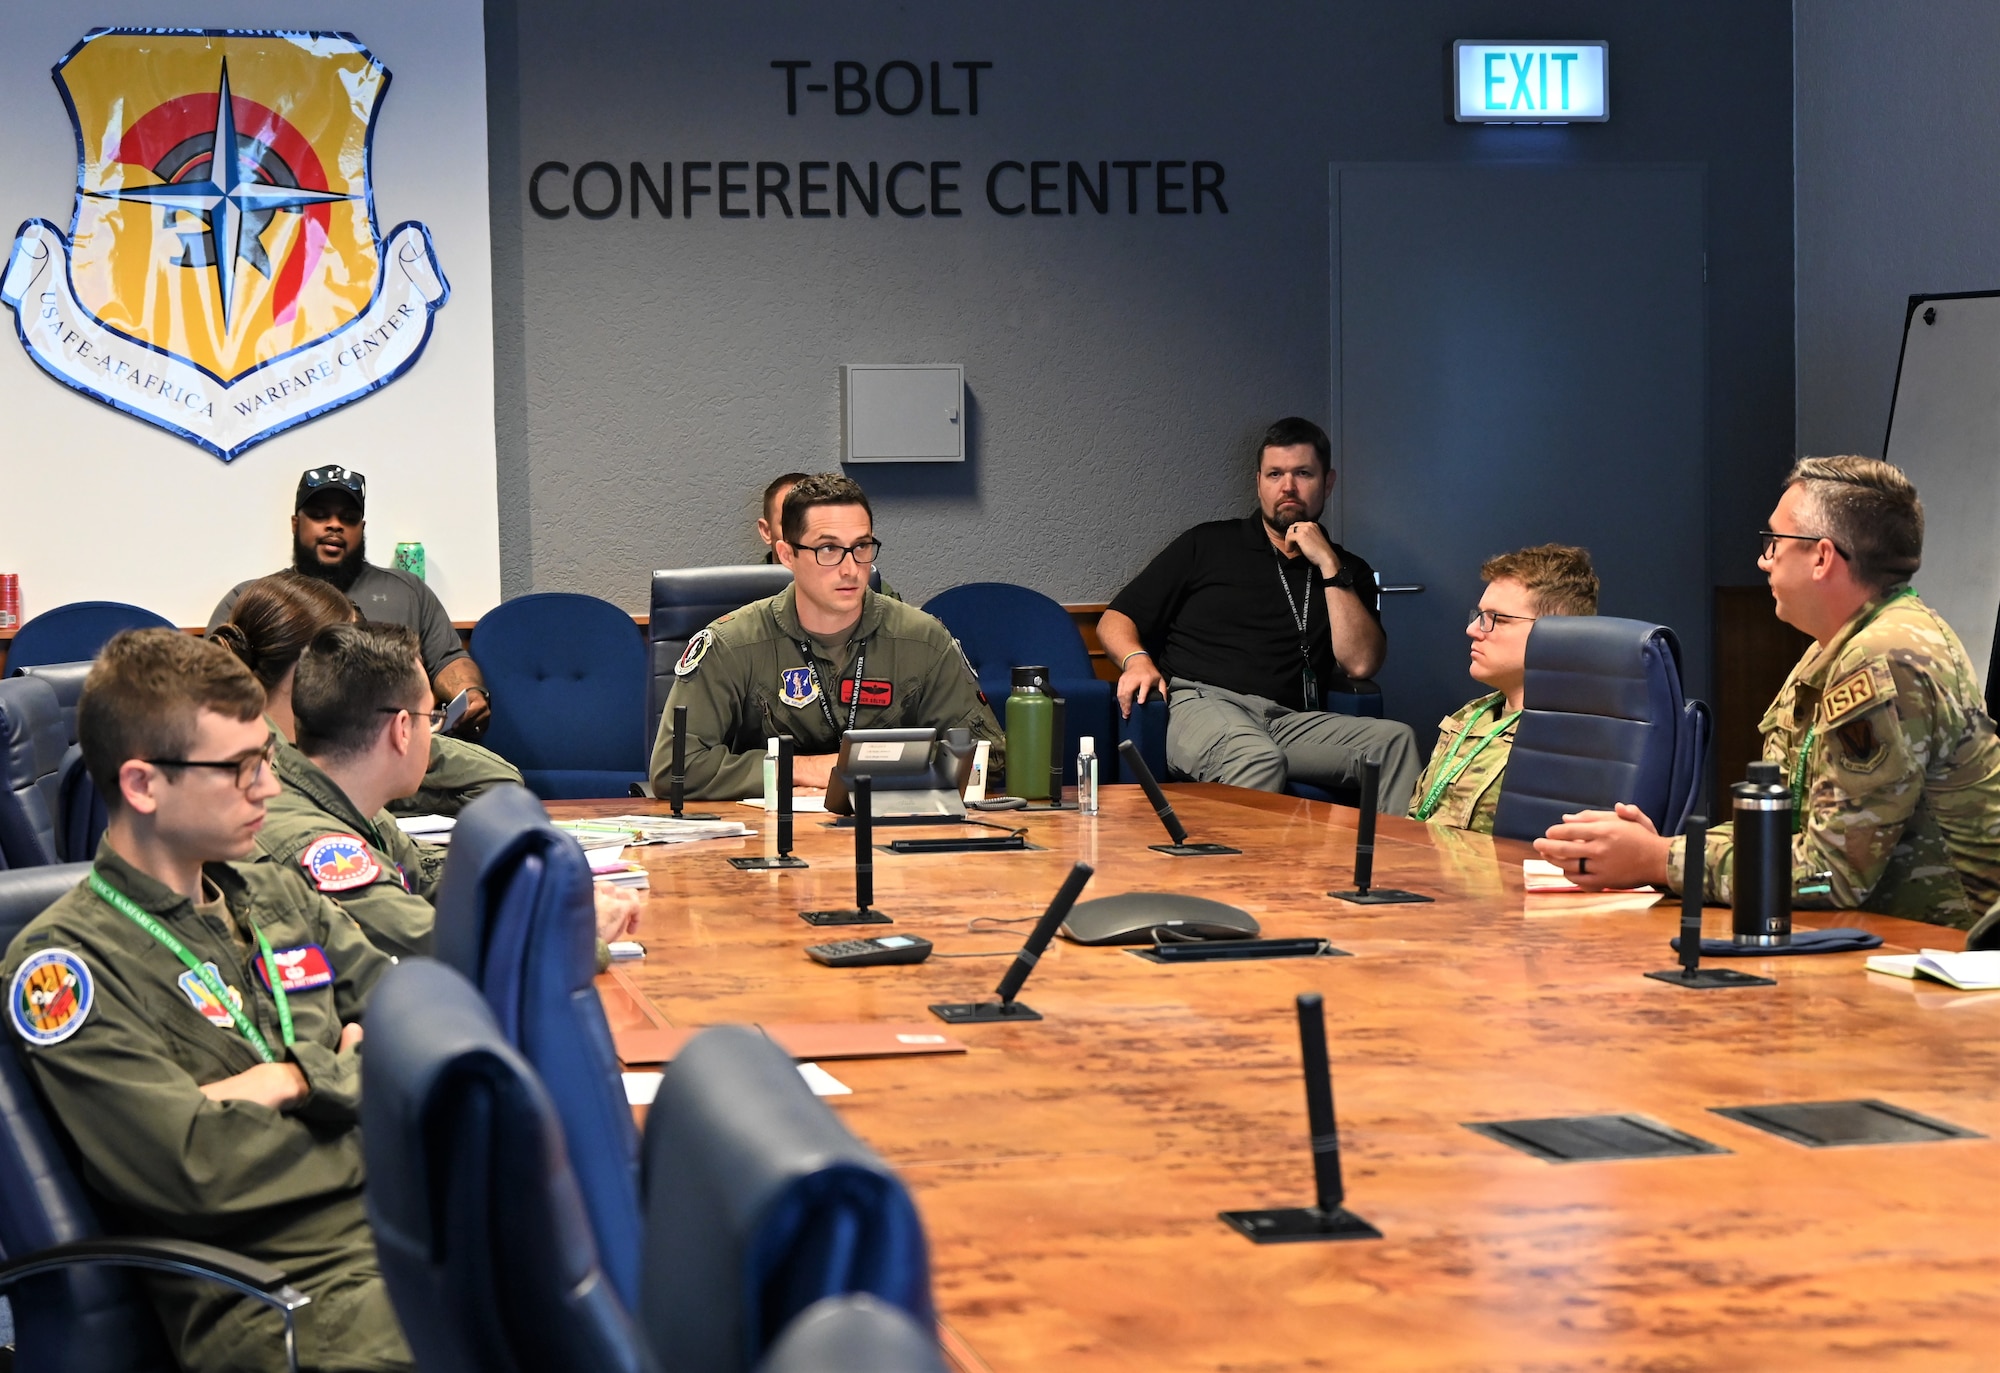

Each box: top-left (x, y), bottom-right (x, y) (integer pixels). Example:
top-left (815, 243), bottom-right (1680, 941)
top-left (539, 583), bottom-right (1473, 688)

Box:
top-left (1667, 828), bottom-right (1736, 905)
top-left (655, 627), bottom-right (767, 800)
top-left (284, 887), bottom-right (393, 1128)
top-left (916, 628), bottom-right (1006, 780)
top-left (1406, 718), bottom-right (1457, 819)
top-left (377, 815), bottom-right (447, 899)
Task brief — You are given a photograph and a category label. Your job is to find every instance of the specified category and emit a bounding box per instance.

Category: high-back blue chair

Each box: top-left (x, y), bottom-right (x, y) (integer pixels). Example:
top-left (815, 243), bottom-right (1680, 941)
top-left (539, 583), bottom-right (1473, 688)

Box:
top-left (648, 565), bottom-right (880, 747)
top-left (432, 784), bottom-right (642, 1307)
top-left (54, 745), bottom-right (109, 864)
top-left (10, 660), bottom-right (93, 745)
top-left (471, 592), bottom-right (649, 799)
top-left (641, 1025), bottom-right (935, 1373)
top-left (758, 1295), bottom-right (948, 1373)
top-left (0, 863), bottom-right (311, 1373)
top-left (5, 603), bottom-right (174, 673)
top-left (362, 959), bottom-right (656, 1373)
top-left (1492, 616), bottom-right (1711, 842)
top-left (0, 676), bottom-right (67, 868)
top-left (923, 582), bottom-right (1114, 785)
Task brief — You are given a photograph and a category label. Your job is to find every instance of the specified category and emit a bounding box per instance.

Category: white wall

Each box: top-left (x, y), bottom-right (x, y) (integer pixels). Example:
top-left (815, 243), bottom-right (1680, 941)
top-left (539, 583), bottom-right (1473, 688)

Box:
top-left (0, 2), bottom-right (497, 627)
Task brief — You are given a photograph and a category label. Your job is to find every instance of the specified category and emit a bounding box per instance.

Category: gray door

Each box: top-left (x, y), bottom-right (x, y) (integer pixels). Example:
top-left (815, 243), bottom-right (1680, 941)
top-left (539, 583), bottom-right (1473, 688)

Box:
top-left (1332, 163), bottom-right (1707, 753)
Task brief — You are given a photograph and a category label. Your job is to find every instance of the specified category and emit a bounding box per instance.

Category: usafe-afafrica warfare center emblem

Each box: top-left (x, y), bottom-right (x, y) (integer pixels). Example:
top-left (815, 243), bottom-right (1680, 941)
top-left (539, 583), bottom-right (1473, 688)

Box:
top-left (0, 29), bottom-right (449, 460)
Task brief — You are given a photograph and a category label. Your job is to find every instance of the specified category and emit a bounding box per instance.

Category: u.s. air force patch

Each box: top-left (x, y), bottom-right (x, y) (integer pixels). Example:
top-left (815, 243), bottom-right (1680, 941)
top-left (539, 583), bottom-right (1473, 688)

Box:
top-left (780, 665), bottom-right (821, 708)
top-left (1820, 664), bottom-right (1892, 727)
top-left (177, 964), bottom-right (244, 1029)
top-left (301, 834), bottom-right (381, 892)
top-left (11, 949), bottom-right (92, 1046)
top-left (675, 629), bottom-right (715, 677)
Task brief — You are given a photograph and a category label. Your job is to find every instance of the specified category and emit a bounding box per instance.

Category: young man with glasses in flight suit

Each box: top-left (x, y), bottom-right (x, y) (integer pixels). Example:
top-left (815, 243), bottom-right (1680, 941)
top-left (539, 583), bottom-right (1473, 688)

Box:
top-left (657, 472), bottom-right (1004, 799)
top-left (1539, 457), bottom-right (2000, 928)
top-left (2, 629), bottom-right (412, 1372)
top-left (1408, 545), bottom-right (1598, 833)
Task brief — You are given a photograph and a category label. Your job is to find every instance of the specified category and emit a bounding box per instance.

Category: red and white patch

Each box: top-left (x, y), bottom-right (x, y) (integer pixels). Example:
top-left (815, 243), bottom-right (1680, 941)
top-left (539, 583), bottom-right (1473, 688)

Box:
top-left (300, 834), bottom-right (382, 892)
top-left (839, 678), bottom-right (894, 708)
top-left (255, 944), bottom-right (336, 993)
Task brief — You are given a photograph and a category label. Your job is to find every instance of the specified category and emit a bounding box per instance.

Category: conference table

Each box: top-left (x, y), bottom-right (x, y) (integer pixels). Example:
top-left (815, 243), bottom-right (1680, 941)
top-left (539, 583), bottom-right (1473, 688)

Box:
top-left (565, 784), bottom-right (1995, 1372)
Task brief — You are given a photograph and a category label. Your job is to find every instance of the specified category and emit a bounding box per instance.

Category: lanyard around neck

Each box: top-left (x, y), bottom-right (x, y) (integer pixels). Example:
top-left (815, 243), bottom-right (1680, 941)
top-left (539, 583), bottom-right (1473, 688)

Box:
top-left (1273, 550), bottom-right (1319, 710)
top-left (1413, 694), bottom-right (1521, 821)
top-left (88, 871), bottom-right (293, 1062)
top-left (794, 636), bottom-right (868, 737)
top-left (1789, 586), bottom-right (1917, 833)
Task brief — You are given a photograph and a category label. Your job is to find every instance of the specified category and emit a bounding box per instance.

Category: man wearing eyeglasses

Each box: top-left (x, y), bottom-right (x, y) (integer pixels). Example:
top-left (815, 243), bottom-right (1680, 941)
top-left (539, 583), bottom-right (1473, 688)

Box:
top-left (207, 465), bottom-right (494, 739)
top-left (1539, 457), bottom-right (2000, 928)
top-left (2, 629), bottom-right (414, 1372)
top-left (657, 472), bottom-right (1004, 798)
top-left (1408, 545), bottom-right (1598, 832)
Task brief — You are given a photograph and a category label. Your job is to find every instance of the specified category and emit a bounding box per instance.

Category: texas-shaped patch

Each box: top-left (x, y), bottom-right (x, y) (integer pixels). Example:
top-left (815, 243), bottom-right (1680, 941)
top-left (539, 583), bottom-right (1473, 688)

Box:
top-left (257, 943), bottom-right (335, 993)
top-left (301, 833), bottom-right (382, 891)
top-left (10, 949), bottom-right (92, 1046)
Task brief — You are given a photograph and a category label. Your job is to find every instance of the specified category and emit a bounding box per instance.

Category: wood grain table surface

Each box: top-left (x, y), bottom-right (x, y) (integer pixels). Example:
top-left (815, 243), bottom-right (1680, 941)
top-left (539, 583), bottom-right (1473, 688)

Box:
top-left (566, 785), bottom-right (1996, 1372)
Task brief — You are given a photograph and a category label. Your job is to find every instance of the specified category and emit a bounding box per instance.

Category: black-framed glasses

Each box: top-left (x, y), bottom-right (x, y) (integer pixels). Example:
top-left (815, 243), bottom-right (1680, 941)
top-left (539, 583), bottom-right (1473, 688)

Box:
top-left (377, 705), bottom-right (447, 730)
top-left (1759, 529), bottom-right (1848, 561)
top-left (1468, 608), bottom-right (1537, 633)
top-left (796, 538), bottom-right (883, 567)
top-left (145, 740), bottom-right (277, 791)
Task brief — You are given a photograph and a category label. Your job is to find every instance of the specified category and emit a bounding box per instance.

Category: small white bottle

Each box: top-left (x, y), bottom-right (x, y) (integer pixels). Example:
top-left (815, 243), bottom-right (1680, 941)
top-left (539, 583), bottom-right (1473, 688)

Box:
top-left (762, 737), bottom-right (780, 809)
top-left (1076, 735), bottom-right (1099, 815)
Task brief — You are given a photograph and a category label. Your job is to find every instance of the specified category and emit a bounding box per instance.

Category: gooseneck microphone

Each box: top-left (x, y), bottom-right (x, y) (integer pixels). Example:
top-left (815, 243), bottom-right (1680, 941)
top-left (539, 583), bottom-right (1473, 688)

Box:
top-left (1327, 755), bottom-right (1429, 905)
top-left (728, 735), bottom-right (809, 870)
top-left (1646, 812), bottom-right (1774, 989)
top-left (1219, 993), bottom-right (1382, 1244)
top-left (1115, 740), bottom-right (1239, 857)
top-left (667, 705), bottom-right (720, 820)
top-left (800, 774), bottom-right (887, 925)
top-left (931, 862), bottom-right (1094, 1023)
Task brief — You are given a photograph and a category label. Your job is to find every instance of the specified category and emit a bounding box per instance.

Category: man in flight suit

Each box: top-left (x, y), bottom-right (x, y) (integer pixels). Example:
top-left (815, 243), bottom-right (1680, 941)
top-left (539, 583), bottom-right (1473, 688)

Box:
top-left (1539, 457), bottom-right (2000, 927)
top-left (658, 472), bottom-right (1003, 799)
top-left (2, 629), bottom-right (410, 1372)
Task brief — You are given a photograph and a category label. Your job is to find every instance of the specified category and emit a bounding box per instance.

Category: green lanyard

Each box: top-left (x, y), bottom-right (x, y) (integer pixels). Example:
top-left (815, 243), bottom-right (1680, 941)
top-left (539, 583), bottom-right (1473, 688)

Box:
top-left (1788, 587), bottom-right (1916, 834)
top-left (88, 871), bottom-right (293, 1063)
top-left (1413, 694), bottom-right (1521, 821)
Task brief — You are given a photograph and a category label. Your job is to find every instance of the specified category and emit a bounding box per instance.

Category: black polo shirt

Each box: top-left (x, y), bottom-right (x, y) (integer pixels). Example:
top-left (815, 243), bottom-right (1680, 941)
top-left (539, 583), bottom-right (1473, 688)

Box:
top-left (1108, 513), bottom-right (1383, 706)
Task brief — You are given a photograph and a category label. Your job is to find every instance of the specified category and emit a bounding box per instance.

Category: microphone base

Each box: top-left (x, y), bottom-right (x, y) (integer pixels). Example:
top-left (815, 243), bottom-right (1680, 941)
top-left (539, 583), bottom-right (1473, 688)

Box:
top-left (668, 812), bottom-right (722, 821)
top-left (929, 999), bottom-right (1043, 1024)
top-left (1149, 842), bottom-right (1241, 857)
top-left (1326, 888), bottom-right (1432, 905)
top-left (729, 855), bottom-right (810, 870)
top-left (1219, 1205), bottom-right (1382, 1245)
top-left (1644, 966), bottom-right (1776, 989)
top-left (799, 907), bottom-right (892, 926)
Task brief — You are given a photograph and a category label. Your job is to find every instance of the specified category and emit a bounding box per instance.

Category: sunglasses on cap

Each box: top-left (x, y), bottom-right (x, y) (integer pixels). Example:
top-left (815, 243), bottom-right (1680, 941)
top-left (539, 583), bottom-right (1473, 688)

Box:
top-left (297, 465), bottom-right (367, 510)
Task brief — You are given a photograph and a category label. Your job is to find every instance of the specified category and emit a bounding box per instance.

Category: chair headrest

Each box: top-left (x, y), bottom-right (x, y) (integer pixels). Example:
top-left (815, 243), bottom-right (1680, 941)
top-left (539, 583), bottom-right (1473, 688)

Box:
top-left (648, 566), bottom-right (881, 636)
top-left (1523, 616), bottom-right (1682, 718)
top-left (0, 864), bottom-right (91, 948)
top-left (758, 1294), bottom-right (948, 1373)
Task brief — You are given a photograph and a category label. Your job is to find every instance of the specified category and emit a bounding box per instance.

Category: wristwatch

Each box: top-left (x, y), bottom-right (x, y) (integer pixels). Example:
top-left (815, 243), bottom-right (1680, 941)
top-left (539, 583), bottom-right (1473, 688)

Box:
top-left (1326, 564), bottom-right (1357, 591)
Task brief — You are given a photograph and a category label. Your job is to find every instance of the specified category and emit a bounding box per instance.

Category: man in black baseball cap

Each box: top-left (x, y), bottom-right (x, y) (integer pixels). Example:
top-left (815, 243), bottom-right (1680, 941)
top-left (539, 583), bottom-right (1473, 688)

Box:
top-left (207, 465), bottom-right (493, 739)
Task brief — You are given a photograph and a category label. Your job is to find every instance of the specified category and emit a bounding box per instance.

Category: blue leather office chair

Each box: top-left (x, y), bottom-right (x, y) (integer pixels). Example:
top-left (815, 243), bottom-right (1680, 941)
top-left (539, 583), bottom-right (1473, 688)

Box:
top-left (54, 745), bottom-right (108, 864)
top-left (648, 565), bottom-right (881, 748)
top-left (1491, 616), bottom-right (1712, 843)
top-left (10, 659), bottom-right (92, 745)
top-left (758, 1295), bottom-right (948, 1373)
top-left (432, 784), bottom-right (642, 1308)
top-left (362, 958), bottom-right (656, 1373)
top-left (641, 1025), bottom-right (936, 1373)
top-left (471, 591), bottom-right (649, 799)
top-left (0, 676), bottom-right (67, 868)
top-left (0, 863), bottom-right (311, 1373)
top-left (5, 602), bottom-right (174, 673)
top-left (922, 582), bottom-right (1115, 783)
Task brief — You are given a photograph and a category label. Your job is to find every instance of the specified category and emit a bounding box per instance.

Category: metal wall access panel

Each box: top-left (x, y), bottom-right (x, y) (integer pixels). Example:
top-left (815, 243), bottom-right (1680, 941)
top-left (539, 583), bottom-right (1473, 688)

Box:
top-left (843, 364), bottom-right (965, 463)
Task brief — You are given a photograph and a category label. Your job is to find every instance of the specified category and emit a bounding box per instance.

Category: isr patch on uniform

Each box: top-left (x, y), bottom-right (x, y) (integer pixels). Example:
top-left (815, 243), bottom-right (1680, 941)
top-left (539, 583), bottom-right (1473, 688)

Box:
top-left (257, 944), bottom-right (335, 993)
top-left (301, 834), bottom-right (382, 892)
top-left (10, 949), bottom-right (92, 1045)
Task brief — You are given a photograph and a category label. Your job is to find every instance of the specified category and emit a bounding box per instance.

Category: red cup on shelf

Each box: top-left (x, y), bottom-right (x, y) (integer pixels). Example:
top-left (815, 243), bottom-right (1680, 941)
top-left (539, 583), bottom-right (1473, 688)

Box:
top-left (0, 574), bottom-right (19, 630)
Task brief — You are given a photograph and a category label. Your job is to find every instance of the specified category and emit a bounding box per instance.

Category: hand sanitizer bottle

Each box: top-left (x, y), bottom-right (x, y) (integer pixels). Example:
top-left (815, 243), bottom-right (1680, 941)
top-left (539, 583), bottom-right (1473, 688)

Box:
top-left (763, 738), bottom-right (780, 809)
top-left (1076, 736), bottom-right (1099, 815)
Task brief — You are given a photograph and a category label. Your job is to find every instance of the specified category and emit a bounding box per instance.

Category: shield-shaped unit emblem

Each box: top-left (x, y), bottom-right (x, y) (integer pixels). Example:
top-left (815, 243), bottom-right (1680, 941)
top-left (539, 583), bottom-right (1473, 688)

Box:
top-left (0, 29), bottom-right (449, 461)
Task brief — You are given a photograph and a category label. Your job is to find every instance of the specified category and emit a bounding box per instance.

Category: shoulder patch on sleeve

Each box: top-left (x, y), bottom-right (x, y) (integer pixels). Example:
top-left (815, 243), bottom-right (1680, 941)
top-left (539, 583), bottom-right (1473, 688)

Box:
top-left (1820, 662), bottom-right (1895, 728)
top-left (300, 834), bottom-right (383, 892)
top-left (675, 628), bottom-right (716, 678)
top-left (11, 949), bottom-right (93, 1046)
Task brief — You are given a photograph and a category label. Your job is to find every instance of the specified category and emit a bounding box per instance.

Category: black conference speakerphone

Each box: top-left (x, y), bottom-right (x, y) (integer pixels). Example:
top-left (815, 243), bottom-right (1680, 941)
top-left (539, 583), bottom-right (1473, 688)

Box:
top-left (806, 934), bottom-right (935, 967)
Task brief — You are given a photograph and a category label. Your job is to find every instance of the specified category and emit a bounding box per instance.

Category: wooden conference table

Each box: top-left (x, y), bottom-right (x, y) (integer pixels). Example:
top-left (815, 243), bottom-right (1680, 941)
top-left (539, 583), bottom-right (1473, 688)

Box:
top-left (563, 785), bottom-right (1997, 1372)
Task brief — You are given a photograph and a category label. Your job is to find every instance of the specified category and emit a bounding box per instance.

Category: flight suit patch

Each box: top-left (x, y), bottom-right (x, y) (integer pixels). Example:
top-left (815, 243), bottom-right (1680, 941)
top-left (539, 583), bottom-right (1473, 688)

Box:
top-left (301, 834), bottom-right (382, 892)
top-left (1820, 665), bottom-right (1888, 727)
top-left (176, 964), bottom-right (244, 1029)
top-left (779, 666), bottom-right (821, 708)
top-left (675, 629), bottom-right (715, 677)
top-left (10, 949), bottom-right (92, 1046)
top-left (256, 944), bottom-right (335, 993)
top-left (839, 678), bottom-right (893, 707)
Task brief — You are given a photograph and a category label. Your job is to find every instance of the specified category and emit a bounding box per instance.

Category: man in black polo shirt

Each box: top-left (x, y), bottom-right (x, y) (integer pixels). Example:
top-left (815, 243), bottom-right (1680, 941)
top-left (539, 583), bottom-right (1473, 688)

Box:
top-left (1098, 417), bottom-right (1420, 806)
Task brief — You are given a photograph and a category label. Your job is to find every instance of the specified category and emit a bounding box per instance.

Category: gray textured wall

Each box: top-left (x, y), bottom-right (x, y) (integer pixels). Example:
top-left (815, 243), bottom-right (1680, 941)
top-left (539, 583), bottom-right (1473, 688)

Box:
top-left (1796, 0), bottom-right (2000, 457)
top-left (488, 0), bottom-right (1795, 613)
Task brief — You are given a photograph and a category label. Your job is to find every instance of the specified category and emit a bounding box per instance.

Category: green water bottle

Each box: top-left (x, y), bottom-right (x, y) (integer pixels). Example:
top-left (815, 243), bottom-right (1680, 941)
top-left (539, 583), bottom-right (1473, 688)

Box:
top-left (1006, 665), bottom-right (1053, 801)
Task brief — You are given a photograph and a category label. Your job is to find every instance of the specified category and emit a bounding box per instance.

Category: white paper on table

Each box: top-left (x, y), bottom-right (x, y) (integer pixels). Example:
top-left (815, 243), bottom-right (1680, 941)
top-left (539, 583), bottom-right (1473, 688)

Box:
top-left (623, 1064), bottom-right (850, 1104)
top-left (623, 1072), bottom-right (663, 1105)
top-left (738, 795), bottom-right (829, 812)
top-left (396, 814), bottom-right (456, 836)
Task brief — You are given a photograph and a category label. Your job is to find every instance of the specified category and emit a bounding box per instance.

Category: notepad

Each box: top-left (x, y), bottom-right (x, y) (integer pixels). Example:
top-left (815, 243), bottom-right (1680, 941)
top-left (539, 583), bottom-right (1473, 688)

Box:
top-left (622, 1064), bottom-right (849, 1104)
top-left (1865, 949), bottom-right (2000, 989)
top-left (737, 795), bottom-right (829, 812)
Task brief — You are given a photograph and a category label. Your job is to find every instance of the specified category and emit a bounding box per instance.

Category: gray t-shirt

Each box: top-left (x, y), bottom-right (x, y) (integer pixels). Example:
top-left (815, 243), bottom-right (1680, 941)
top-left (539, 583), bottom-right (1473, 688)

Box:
top-left (207, 562), bottom-right (468, 677)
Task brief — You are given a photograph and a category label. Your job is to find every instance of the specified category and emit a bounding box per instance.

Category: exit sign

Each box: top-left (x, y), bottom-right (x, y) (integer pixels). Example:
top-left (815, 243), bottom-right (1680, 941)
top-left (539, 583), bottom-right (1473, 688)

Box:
top-left (1453, 41), bottom-right (1609, 123)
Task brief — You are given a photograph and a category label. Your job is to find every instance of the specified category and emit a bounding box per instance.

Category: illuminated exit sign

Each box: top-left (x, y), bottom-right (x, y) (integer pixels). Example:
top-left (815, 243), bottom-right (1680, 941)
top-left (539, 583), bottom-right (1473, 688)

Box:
top-left (1453, 41), bottom-right (1609, 123)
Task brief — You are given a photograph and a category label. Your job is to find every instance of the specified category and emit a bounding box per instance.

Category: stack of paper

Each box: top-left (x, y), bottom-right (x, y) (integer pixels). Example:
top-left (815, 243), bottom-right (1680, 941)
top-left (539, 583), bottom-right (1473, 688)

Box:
top-left (590, 855), bottom-right (650, 890)
top-left (563, 815), bottom-right (755, 845)
top-left (395, 814), bottom-right (456, 844)
top-left (1865, 949), bottom-right (2000, 989)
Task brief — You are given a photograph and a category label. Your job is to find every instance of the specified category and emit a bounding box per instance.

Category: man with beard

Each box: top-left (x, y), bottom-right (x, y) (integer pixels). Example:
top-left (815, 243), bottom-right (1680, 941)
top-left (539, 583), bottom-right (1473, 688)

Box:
top-left (1097, 417), bottom-right (1420, 805)
top-left (208, 466), bottom-right (492, 738)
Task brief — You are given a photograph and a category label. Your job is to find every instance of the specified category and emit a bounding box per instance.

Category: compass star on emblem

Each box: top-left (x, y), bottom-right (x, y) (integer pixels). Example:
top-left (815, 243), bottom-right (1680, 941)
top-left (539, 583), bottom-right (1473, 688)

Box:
top-left (84, 58), bottom-right (358, 327)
